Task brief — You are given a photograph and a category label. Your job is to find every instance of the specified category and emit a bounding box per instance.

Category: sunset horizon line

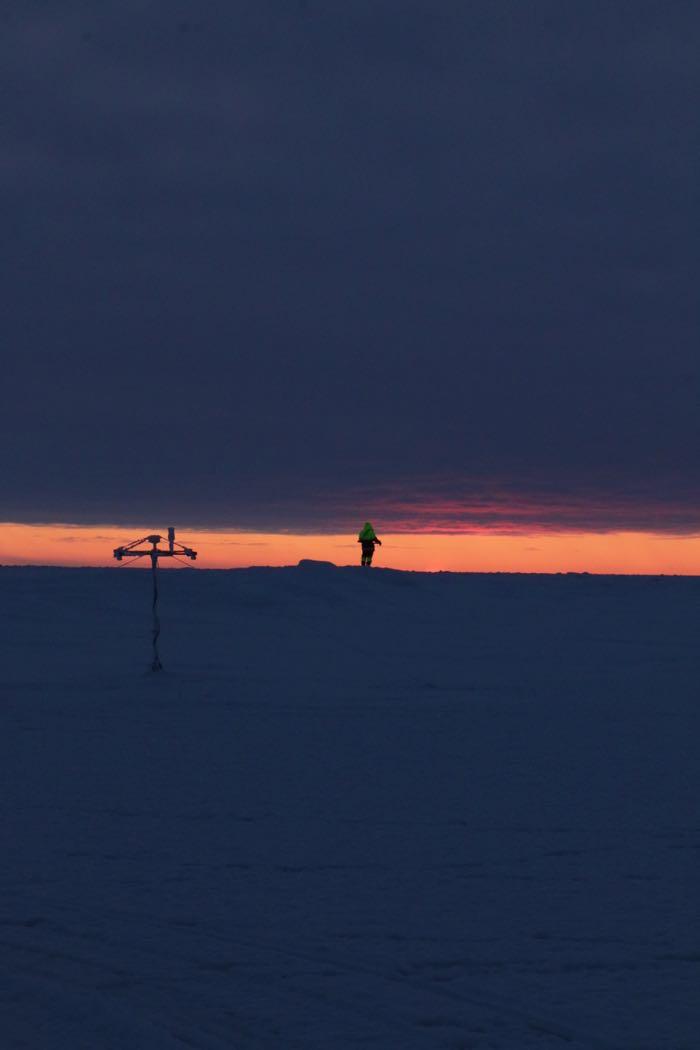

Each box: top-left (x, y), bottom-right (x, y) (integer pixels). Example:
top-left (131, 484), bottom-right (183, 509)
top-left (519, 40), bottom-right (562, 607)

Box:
top-left (3, 522), bottom-right (700, 576)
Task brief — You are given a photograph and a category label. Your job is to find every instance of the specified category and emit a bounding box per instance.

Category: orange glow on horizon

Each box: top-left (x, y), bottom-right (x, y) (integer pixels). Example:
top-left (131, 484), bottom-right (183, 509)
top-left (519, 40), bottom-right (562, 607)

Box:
top-left (1, 522), bottom-right (700, 575)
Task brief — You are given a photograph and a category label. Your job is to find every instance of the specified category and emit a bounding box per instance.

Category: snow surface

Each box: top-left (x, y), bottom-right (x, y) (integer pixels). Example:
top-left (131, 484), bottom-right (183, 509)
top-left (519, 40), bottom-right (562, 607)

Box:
top-left (1, 563), bottom-right (699, 1049)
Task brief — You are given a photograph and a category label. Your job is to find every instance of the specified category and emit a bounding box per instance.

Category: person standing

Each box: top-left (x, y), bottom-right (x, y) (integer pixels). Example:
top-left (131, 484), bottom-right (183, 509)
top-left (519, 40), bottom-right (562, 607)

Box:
top-left (358, 522), bottom-right (382, 566)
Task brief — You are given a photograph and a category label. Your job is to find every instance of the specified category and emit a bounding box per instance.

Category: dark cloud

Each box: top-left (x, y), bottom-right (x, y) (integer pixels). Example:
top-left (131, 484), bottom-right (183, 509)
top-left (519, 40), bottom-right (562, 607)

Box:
top-left (2, 1), bottom-right (698, 532)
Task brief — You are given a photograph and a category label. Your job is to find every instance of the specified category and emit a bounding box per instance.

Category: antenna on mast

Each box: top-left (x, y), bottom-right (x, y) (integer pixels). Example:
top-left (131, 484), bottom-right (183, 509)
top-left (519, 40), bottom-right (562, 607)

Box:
top-left (113, 527), bottom-right (197, 671)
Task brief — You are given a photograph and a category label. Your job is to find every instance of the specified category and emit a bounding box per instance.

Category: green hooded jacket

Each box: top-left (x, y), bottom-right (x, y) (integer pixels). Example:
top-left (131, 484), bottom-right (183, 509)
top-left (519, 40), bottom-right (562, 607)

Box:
top-left (358, 522), bottom-right (377, 542)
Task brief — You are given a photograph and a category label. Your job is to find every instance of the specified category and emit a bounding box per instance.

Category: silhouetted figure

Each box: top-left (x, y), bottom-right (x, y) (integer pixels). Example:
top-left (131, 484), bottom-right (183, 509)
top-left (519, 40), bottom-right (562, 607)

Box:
top-left (358, 522), bottom-right (382, 566)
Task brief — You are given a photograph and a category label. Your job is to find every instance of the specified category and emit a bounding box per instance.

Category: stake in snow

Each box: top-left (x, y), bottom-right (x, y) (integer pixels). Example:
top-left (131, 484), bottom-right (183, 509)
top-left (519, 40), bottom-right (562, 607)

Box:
top-left (113, 527), bottom-right (197, 670)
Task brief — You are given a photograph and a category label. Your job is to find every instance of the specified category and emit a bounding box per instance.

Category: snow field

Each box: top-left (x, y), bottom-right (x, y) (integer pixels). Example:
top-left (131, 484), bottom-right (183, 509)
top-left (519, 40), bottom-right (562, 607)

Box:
top-left (1, 564), bottom-right (699, 1048)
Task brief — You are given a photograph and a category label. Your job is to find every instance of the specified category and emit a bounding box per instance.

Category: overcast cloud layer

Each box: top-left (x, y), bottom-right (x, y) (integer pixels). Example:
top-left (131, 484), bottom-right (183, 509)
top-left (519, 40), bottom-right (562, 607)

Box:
top-left (2, 1), bottom-right (698, 532)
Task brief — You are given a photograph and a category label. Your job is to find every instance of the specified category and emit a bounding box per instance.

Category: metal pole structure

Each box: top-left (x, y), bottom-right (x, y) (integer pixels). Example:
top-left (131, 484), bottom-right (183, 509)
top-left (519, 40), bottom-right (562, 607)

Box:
top-left (113, 528), bottom-right (197, 672)
top-left (151, 543), bottom-right (163, 671)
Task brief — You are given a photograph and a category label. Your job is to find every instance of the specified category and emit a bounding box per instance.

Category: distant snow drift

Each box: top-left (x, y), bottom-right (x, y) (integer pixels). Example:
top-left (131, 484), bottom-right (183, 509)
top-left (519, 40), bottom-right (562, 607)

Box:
top-left (1, 564), bottom-right (699, 1048)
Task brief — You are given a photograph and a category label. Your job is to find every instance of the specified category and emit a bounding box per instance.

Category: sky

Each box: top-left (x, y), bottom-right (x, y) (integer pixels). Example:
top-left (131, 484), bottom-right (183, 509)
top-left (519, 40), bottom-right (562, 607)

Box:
top-left (2, 2), bottom-right (698, 562)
